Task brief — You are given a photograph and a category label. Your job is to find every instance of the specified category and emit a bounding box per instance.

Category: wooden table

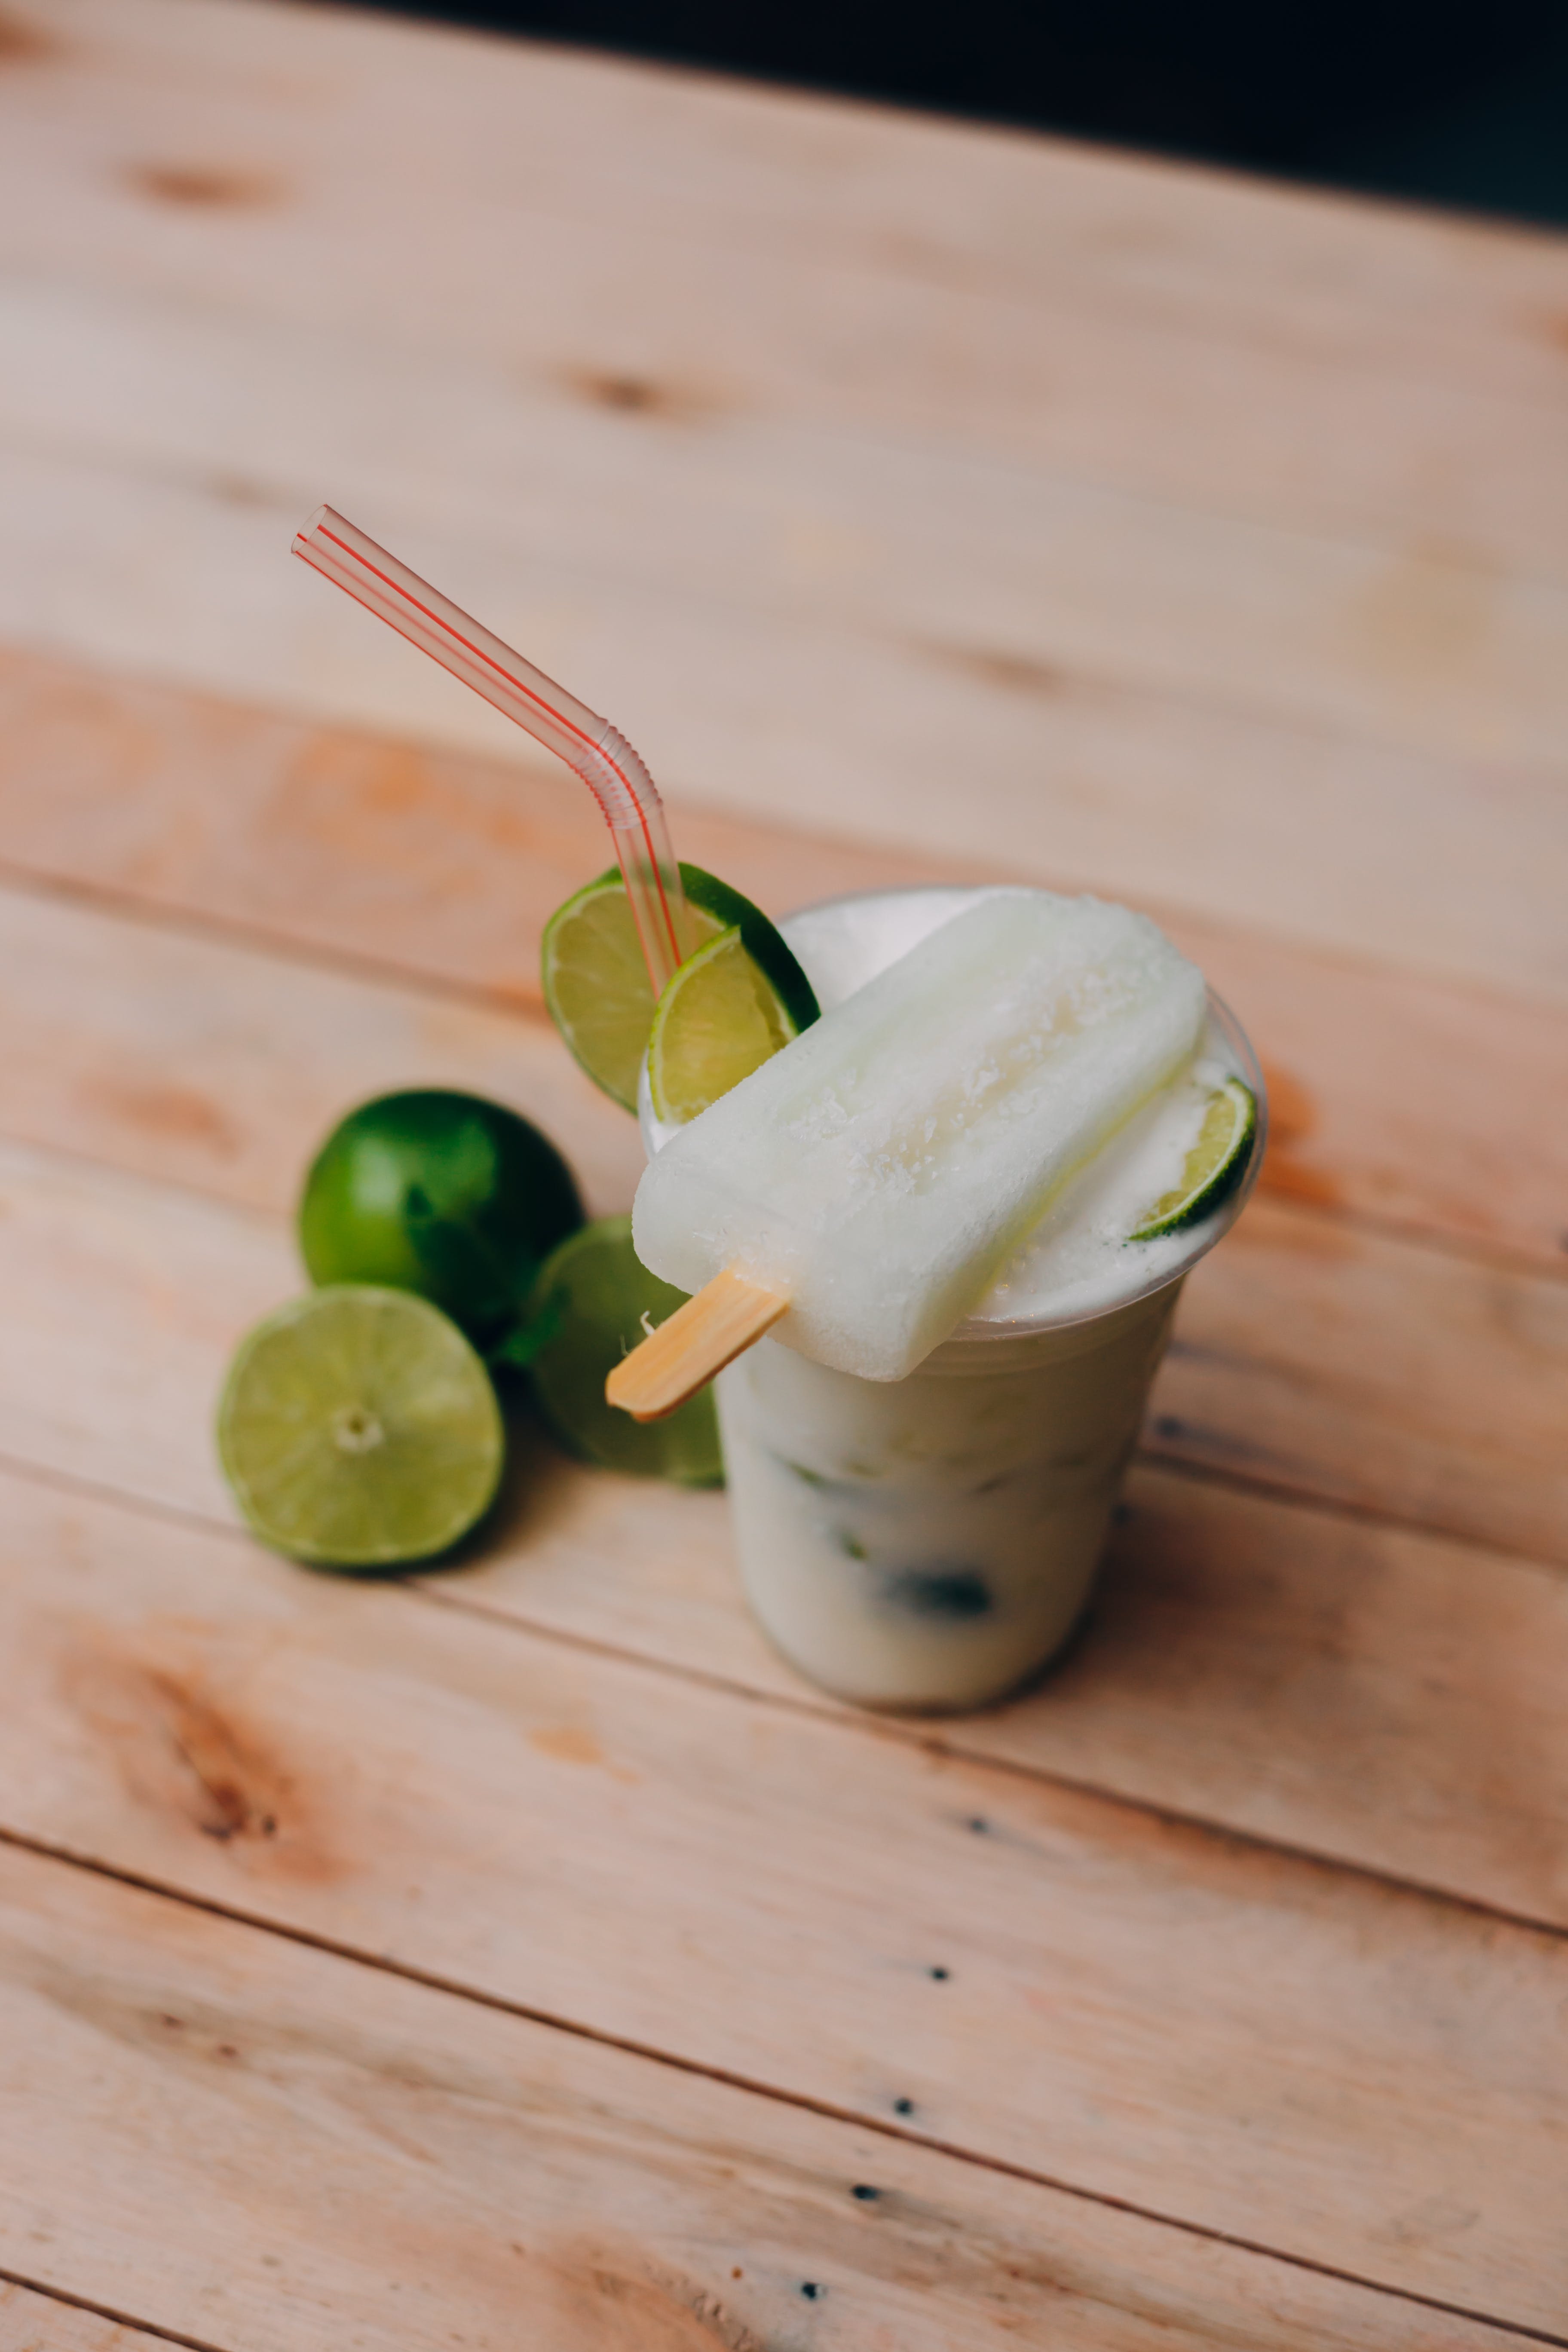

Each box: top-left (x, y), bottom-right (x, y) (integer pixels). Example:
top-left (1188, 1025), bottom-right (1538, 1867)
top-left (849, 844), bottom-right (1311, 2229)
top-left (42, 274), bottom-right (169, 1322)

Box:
top-left (1, 2), bottom-right (1566, 2344)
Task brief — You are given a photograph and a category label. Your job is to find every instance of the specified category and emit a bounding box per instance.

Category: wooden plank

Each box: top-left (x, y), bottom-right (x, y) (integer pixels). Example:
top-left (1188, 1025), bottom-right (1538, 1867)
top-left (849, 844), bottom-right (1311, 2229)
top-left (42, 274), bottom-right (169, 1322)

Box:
top-left (0, 956), bottom-right (1563, 1563)
top-left (2, 652), bottom-right (1565, 1270)
top-left (3, 279), bottom-right (1565, 783)
top-left (3, 426), bottom-right (1565, 1004)
top-left (1, 961), bottom-right (1565, 1926)
top-left (994, 1471), bottom-right (1568, 1923)
top-left (425, 1445), bottom-right (1568, 1938)
top-left (0, 2284), bottom-right (179, 2352)
top-left (0, 1847), bottom-right (1527, 2352)
top-left (0, 13), bottom-right (1558, 2336)
top-left (4, 1475), bottom-right (1567, 2330)
top-left (1153, 1196), bottom-right (1568, 1555)
top-left (2, 885), bottom-right (1565, 1925)
top-left (5, 0), bottom-right (1567, 567)
top-left (1, 10), bottom-right (1565, 992)
top-left (18, 0), bottom-right (1568, 389)
top-left (0, 1139), bottom-right (289, 1523)
top-left (1185, 928), bottom-right (1568, 1265)
top-left (6, 454), bottom-right (1561, 1007)
top-left (0, 878), bottom-right (646, 1225)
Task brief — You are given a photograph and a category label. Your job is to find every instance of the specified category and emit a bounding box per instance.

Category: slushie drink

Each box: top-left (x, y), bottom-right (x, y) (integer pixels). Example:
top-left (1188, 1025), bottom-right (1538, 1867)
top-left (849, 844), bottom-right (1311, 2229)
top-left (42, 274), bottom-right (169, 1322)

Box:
top-left (640, 886), bottom-right (1264, 1711)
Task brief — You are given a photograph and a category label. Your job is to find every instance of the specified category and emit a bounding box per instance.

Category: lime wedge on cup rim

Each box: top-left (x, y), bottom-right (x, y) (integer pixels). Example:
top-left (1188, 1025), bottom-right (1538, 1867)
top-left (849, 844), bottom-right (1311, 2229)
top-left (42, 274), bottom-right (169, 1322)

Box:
top-left (542, 861), bottom-right (818, 1110)
top-left (1129, 1076), bottom-right (1257, 1242)
top-left (649, 923), bottom-right (811, 1124)
top-left (217, 1286), bottom-right (504, 1569)
top-left (524, 1217), bottom-right (723, 1485)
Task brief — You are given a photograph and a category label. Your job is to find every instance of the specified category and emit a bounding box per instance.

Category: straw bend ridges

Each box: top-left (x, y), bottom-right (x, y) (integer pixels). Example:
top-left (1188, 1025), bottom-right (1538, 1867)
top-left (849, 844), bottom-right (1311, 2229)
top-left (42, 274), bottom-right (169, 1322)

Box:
top-left (289, 503), bottom-right (689, 991)
top-left (576, 723), bottom-right (660, 833)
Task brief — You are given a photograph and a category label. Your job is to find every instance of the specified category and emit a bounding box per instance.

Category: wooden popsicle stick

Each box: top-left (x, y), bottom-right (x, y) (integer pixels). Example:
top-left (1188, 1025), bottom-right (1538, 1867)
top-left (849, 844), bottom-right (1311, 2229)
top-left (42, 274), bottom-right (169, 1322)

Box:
top-left (606, 1269), bottom-right (789, 1422)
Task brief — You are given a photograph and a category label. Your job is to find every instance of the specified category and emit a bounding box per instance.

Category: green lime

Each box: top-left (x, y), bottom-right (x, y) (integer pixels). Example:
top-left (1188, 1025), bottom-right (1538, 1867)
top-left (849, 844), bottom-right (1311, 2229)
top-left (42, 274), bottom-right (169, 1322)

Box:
top-left (647, 923), bottom-right (805, 1124)
top-left (298, 1090), bottom-right (583, 1344)
top-left (541, 862), bottom-right (818, 1111)
top-left (1129, 1077), bottom-right (1258, 1241)
top-left (524, 1218), bottom-right (723, 1485)
top-left (217, 1286), bottom-right (504, 1569)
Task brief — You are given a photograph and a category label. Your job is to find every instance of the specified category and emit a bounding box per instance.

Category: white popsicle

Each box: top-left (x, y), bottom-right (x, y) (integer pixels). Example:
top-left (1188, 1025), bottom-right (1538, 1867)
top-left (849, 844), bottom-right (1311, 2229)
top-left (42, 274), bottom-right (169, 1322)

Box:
top-left (632, 890), bottom-right (1207, 1381)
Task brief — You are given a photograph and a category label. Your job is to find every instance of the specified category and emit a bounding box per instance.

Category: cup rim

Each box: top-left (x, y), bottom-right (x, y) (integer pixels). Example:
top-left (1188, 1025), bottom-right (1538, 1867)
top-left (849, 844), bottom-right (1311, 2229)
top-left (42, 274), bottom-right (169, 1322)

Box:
top-left (943, 983), bottom-right (1267, 1343)
top-left (778, 885), bottom-right (1269, 1344)
top-left (642, 881), bottom-right (1269, 1348)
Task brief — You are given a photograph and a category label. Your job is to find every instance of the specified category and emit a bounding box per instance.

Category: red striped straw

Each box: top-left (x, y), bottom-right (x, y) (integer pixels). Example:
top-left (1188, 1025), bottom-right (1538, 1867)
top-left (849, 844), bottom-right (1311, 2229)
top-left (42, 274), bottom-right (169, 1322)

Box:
top-left (292, 506), bottom-right (689, 994)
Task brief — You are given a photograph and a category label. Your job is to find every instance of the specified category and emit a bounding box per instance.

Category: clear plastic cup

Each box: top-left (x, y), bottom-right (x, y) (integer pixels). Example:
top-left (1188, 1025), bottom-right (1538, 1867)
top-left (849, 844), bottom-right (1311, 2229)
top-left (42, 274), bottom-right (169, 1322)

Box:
top-left (644, 888), bottom-right (1266, 1714)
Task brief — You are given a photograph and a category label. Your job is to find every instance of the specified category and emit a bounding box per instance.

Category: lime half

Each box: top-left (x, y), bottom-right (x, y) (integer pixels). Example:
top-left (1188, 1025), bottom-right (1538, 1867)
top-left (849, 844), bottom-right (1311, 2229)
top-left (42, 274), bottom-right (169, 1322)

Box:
top-left (525, 1219), bottom-right (722, 1485)
top-left (542, 862), bottom-right (817, 1110)
top-left (217, 1286), bottom-right (504, 1569)
top-left (1129, 1077), bottom-right (1257, 1242)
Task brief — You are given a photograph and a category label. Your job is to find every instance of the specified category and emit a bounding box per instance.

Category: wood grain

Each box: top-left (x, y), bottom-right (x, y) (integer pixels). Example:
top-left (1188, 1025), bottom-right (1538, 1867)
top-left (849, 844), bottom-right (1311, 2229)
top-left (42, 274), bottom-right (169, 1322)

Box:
top-left (0, 1845), bottom-right (1529, 2352)
top-left (1, 1042), bottom-right (1562, 1569)
top-left (5, 0), bottom-right (1567, 554)
top-left (3, 282), bottom-right (1565, 781)
top-left (1, 832), bottom-right (1564, 1905)
top-left (1, 1087), bottom-right (1564, 1925)
top-left (2, 1469), bottom-right (1565, 2330)
top-left (1, 4), bottom-right (1565, 993)
top-left (0, 2284), bottom-right (178, 2352)
top-left (1154, 1196), bottom-right (1568, 1556)
top-left (2, 6), bottom-right (1564, 2340)
top-left (5, 428), bottom-right (1564, 1007)
top-left (424, 1444), bottom-right (1568, 1937)
top-left (0, 873), bottom-right (647, 1224)
top-left (2, 652), bottom-right (1565, 1271)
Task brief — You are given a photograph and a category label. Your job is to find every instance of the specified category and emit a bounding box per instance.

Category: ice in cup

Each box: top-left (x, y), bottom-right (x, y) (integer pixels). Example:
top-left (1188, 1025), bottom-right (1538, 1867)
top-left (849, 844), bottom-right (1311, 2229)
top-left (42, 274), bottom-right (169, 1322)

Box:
top-left (640, 887), bottom-right (1265, 1712)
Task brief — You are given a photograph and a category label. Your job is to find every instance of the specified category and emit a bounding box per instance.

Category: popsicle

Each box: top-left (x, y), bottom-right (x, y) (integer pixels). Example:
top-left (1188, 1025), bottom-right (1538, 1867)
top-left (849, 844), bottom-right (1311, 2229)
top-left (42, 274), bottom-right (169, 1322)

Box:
top-left (623, 890), bottom-right (1207, 1396)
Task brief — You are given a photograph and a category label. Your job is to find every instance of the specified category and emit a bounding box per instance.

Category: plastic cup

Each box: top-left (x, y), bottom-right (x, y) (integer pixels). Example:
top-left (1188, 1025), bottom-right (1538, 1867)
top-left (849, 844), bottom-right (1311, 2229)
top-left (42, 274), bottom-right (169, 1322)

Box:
top-left (644, 887), bottom-right (1266, 1714)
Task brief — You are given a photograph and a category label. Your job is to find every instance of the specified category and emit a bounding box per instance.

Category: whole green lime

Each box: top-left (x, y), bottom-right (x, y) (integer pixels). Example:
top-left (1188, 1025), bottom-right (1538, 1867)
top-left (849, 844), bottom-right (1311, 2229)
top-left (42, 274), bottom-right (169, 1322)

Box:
top-left (299, 1090), bottom-right (584, 1345)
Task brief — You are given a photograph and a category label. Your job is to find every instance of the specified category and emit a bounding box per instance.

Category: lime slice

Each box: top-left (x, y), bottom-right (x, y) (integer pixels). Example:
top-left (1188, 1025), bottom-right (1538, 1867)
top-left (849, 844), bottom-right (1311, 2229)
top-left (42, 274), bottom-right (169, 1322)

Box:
top-left (524, 1218), bottom-right (723, 1485)
top-left (217, 1286), bottom-right (505, 1569)
top-left (298, 1090), bottom-right (582, 1345)
top-left (542, 862), bottom-right (818, 1111)
top-left (1129, 1077), bottom-right (1258, 1242)
top-left (648, 923), bottom-right (808, 1123)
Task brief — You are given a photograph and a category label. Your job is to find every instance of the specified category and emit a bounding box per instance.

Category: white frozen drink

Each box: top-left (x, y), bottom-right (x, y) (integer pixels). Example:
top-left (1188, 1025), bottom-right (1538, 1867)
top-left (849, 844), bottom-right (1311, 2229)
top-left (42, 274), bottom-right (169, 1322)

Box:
top-left (639, 887), bottom-right (1264, 1711)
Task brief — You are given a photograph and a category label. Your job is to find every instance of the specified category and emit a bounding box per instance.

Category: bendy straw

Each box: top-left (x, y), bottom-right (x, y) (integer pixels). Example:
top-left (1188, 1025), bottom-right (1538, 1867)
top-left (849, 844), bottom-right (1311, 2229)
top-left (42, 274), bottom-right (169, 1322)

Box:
top-left (291, 506), bottom-right (688, 993)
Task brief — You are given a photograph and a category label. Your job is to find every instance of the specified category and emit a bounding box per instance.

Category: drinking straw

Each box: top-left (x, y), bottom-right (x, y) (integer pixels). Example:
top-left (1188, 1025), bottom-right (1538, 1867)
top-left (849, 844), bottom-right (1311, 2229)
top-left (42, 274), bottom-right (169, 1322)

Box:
top-left (291, 506), bottom-right (688, 993)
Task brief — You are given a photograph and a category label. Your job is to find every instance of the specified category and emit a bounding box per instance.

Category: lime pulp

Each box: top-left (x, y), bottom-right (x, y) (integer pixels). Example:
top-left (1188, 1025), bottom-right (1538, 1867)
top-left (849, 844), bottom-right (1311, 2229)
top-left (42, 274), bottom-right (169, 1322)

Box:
top-left (217, 1286), bottom-right (505, 1568)
top-left (542, 863), bottom-right (817, 1112)
top-left (1129, 1077), bottom-right (1257, 1241)
top-left (647, 925), bottom-right (801, 1124)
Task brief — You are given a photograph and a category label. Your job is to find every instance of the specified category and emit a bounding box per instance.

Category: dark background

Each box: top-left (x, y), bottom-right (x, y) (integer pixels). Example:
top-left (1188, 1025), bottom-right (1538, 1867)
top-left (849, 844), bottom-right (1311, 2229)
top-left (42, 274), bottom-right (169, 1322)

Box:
top-left (344, 0), bottom-right (1568, 227)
